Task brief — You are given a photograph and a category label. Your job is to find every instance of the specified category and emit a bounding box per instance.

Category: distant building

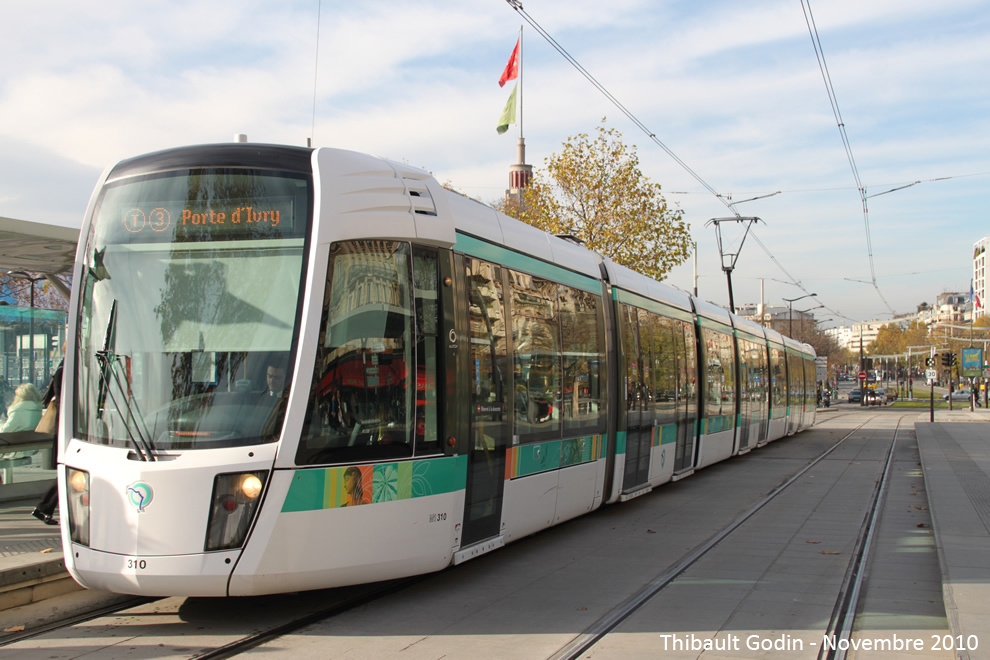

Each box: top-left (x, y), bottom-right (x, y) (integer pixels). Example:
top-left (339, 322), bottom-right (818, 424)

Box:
top-left (824, 325), bottom-right (853, 349)
top-left (735, 303), bottom-right (818, 338)
top-left (826, 318), bottom-right (913, 351)
top-left (933, 291), bottom-right (970, 324)
top-left (974, 237), bottom-right (988, 320)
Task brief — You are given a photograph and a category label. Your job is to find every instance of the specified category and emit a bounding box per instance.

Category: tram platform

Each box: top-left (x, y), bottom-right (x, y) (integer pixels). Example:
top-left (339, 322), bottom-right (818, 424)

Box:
top-left (0, 409), bottom-right (988, 650)
top-left (916, 416), bottom-right (990, 658)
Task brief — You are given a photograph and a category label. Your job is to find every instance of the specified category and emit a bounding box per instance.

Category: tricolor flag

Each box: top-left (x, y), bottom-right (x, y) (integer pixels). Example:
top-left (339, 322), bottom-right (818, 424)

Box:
top-left (496, 83), bottom-right (518, 135)
top-left (499, 39), bottom-right (519, 87)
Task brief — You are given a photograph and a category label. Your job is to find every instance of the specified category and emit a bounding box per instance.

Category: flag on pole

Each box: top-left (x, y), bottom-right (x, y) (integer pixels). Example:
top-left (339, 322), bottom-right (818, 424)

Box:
top-left (496, 83), bottom-right (518, 134)
top-left (499, 39), bottom-right (520, 87)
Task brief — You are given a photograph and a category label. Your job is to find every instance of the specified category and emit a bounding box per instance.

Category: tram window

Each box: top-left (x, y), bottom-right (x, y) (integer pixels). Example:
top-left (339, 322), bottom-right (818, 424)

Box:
top-left (719, 330), bottom-right (735, 408)
top-left (680, 320), bottom-right (698, 413)
top-left (770, 347), bottom-right (786, 411)
top-left (788, 351), bottom-right (804, 408)
top-left (702, 328), bottom-right (727, 418)
top-left (466, 257), bottom-right (508, 470)
top-left (654, 316), bottom-right (678, 428)
top-left (297, 241), bottom-right (415, 465)
top-left (73, 168), bottom-right (311, 450)
top-left (413, 248), bottom-right (441, 456)
top-left (509, 270), bottom-right (560, 441)
top-left (638, 308), bottom-right (654, 419)
top-left (620, 304), bottom-right (640, 416)
top-left (559, 285), bottom-right (604, 433)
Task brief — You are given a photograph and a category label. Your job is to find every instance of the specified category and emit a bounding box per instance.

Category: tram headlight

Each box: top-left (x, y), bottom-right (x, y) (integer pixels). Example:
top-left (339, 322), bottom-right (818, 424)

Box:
top-left (66, 468), bottom-right (90, 547)
top-left (238, 473), bottom-right (264, 500)
top-left (205, 470), bottom-right (268, 552)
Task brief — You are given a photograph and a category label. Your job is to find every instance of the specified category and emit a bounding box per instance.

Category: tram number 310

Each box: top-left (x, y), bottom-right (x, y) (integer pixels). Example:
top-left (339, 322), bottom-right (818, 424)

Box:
top-left (428, 512), bottom-right (447, 523)
top-left (126, 558), bottom-right (148, 570)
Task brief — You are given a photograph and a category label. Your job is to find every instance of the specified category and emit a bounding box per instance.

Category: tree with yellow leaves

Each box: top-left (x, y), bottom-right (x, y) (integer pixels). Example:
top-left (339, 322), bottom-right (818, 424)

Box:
top-left (505, 120), bottom-right (692, 281)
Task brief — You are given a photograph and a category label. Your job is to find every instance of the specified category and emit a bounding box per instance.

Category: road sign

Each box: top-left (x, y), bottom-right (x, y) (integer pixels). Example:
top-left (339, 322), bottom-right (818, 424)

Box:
top-left (926, 368), bottom-right (937, 382)
top-left (962, 348), bottom-right (983, 377)
top-left (858, 371), bottom-right (867, 381)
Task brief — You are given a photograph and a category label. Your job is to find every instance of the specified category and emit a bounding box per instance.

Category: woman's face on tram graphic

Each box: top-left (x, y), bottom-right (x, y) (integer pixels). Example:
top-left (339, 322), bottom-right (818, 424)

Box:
top-left (344, 468), bottom-right (361, 496)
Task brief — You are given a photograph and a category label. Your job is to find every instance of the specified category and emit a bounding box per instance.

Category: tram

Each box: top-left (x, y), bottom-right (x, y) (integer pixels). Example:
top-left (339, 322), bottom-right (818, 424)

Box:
top-left (59, 143), bottom-right (817, 596)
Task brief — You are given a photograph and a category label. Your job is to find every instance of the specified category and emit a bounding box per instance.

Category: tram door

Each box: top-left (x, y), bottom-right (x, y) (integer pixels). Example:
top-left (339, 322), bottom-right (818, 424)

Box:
top-left (622, 305), bottom-right (651, 491)
top-left (462, 258), bottom-right (508, 546)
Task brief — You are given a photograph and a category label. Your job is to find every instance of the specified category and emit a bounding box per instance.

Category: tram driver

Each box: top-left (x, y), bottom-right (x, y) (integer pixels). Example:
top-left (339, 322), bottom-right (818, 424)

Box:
top-left (261, 362), bottom-right (287, 400)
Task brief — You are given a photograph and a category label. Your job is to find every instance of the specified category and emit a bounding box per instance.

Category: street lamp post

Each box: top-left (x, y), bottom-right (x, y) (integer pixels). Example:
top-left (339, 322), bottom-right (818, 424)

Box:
top-left (783, 293), bottom-right (817, 338)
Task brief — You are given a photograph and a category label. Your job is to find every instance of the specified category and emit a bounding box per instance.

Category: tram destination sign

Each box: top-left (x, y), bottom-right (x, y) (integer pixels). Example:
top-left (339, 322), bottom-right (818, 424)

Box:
top-left (112, 197), bottom-right (298, 242)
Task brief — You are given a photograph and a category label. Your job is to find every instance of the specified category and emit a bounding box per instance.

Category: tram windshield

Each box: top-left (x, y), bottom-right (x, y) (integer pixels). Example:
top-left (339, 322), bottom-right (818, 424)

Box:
top-left (74, 168), bottom-right (311, 450)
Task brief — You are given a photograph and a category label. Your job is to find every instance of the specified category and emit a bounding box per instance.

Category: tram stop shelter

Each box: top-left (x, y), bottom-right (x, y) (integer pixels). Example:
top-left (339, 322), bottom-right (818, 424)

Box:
top-left (0, 215), bottom-right (79, 502)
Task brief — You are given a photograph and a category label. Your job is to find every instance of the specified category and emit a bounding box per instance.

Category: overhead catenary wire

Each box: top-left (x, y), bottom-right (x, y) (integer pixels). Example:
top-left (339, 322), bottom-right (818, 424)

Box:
top-left (310, 0), bottom-right (322, 146)
top-left (504, 0), bottom-right (732, 214)
top-left (504, 0), bottom-right (829, 314)
top-left (801, 0), bottom-right (895, 317)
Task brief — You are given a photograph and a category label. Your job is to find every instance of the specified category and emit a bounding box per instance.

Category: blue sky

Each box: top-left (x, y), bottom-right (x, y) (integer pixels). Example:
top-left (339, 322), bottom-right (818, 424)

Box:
top-left (1, 0), bottom-right (987, 325)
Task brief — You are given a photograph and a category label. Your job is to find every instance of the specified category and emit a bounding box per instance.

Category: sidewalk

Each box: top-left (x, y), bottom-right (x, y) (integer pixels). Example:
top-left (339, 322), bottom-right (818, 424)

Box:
top-left (0, 498), bottom-right (74, 614)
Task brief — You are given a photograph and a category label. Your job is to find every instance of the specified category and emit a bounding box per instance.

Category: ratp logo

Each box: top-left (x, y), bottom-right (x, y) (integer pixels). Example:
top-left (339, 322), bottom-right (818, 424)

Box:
top-left (126, 482), bottom-right (154, 513)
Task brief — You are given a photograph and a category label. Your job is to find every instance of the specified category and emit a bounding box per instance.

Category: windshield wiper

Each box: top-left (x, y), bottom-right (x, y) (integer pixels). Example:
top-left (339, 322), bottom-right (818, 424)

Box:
top-left (95, 299), bottom-right (157, 461)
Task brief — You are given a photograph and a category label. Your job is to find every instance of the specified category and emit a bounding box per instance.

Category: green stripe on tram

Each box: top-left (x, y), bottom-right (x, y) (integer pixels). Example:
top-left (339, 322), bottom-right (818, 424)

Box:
top-left (454, 232), bottom-right (601, 294)
top-left (282, 455), bottom-right (468, 512)
top-left (704, 414), bottom-right (734, 434)
top-left (506, 435), bottom-right (607, 479)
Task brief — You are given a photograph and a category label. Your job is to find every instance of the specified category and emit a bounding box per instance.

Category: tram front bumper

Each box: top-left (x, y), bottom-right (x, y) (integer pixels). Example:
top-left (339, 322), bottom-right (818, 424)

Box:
top-left (68, 544), bottom-right (242, 597)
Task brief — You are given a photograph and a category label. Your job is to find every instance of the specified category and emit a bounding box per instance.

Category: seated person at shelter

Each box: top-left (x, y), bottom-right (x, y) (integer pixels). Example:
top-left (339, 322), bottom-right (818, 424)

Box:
top-left (0, 383), bottom-right (43, 433)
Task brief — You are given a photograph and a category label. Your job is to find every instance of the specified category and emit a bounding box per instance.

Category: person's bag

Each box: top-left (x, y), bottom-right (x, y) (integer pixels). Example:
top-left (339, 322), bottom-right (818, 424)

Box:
top-left (35, 399), bottom-right (58, 435)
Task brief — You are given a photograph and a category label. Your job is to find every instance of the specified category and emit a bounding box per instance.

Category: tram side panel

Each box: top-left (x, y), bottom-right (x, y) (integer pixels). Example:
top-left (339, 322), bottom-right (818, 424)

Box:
top-left (606, 282), bottom-right (699, 500)
top-left (452, 227), bottom-right (610, 548)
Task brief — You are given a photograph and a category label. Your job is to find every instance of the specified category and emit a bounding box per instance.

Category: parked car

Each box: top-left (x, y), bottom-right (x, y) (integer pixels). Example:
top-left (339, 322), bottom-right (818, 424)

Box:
top-left (847, 388), bottom-right (862, 403)
top-left (943, 390), bottom-right (979, 404)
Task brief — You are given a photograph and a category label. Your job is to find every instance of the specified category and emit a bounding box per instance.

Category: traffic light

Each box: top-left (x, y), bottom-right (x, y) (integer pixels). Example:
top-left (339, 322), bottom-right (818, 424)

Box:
top-left (949, 353), bottom-right (957, 367)
top-left (926, 357), bottom-right (935, 368)
top-left (942, 352), bottom-right (952, 367)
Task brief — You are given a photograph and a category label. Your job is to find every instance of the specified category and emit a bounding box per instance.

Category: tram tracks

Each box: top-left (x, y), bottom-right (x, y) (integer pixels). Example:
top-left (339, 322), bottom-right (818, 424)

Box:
top-left (549, 411), bottom-right (914, 660)
top-left (0, 577), bottom-right (421, 657)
